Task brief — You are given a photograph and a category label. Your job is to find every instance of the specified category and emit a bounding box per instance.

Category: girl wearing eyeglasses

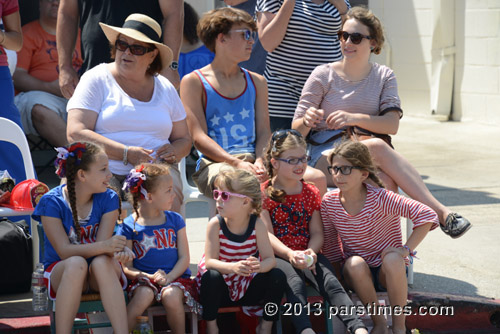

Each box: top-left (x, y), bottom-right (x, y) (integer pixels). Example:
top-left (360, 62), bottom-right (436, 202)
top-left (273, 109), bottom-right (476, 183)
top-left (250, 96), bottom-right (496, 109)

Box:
top-left (322, 140), bottom-right (439, 334)
top-left (261, 130), bottom-right (367, 334)
top-left (195, 165), bottom-right (286, 334)
top-left (292, 6), bottom-right (471, 239)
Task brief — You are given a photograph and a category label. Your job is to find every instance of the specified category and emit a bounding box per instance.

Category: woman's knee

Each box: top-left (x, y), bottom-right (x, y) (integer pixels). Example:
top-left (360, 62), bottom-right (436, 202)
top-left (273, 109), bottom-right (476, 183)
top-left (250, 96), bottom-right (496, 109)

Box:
top-left (201, 269), bottom-right (224, 288)
top-left (62, 256), bottom-right (88, 278)
top-left (362, 138), bottom-right (391, 160)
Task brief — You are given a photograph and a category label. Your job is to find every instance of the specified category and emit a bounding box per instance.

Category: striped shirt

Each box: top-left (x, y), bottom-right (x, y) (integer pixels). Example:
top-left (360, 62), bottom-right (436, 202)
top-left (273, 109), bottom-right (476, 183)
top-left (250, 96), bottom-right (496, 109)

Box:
top-left (256, 0), bottom-right (349, 120)
top-left (320, 184), bottom-right (439, 267)
top-left (196, 215), bottom-right (258, 301)
top-left (294, 62), bottom-right (402, 131)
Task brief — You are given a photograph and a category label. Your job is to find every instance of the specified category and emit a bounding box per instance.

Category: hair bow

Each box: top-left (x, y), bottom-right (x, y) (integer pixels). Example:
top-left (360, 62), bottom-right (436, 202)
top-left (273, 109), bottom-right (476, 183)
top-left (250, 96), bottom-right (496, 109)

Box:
top-left (54, 143), bottom-right (87, 178)
top-left (122, 165), bottom-right (148, 199)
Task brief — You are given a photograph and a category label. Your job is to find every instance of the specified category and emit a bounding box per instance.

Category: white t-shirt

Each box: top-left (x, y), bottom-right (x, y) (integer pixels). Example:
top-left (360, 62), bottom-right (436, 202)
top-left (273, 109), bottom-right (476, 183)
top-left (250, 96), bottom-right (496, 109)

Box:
top-left (67, 63), bottom-right (186, 175)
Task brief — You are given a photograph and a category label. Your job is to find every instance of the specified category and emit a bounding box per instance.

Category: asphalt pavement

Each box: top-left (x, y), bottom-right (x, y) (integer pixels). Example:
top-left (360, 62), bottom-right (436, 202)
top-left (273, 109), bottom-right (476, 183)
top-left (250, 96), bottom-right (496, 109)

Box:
top-left (185, 116), bottom-right (500, 300)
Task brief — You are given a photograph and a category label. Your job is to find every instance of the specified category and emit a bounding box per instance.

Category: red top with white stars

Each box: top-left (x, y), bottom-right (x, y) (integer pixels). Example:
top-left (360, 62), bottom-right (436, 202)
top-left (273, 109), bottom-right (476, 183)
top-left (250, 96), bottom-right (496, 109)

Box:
top-left (262, 180), bottom-right (321, 250)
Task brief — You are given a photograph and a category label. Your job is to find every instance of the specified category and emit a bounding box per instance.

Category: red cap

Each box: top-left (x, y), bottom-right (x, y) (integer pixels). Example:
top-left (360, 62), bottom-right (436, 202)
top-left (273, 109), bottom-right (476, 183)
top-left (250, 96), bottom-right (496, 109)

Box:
top-left (2, 179), bottom-right (49, 210)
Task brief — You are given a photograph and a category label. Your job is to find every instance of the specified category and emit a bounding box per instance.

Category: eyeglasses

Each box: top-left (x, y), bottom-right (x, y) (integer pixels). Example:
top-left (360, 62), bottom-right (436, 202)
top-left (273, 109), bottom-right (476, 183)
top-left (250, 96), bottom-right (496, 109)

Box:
top-left (337, 31), bottom-right (372, 45)
top-left (276, 155), bottom-right (311, 165)
top-left (213, 189), bottom-right (249, 201)
top-left (115, 39), bottom-right (155, 56)
top-left (327, 165), bottom-right (363, 175)
top-left (272, 129), bottom-right (303, 142)
top-left (229, 29), bottom-right (257, 41)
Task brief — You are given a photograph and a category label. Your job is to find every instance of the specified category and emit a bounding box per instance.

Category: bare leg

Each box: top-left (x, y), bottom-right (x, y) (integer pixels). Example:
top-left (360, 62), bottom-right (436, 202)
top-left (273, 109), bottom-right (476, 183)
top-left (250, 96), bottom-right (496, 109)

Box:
top-left (126, 286), bottom-right (155, 331)
top-left (161, 286), bottom-right (186, 334)
top-left (256, 319), bottom-right (274, 334)
top-left (304, 166), bottom-right (327, 196)
top-left (362, 138), bottom-right (449, 224)
top-left (343, 256), bottom-right (388, 334)
top-left (378, 253), bottom-right (407, 334)
top-left (206, 319), bottom-right (219, 334)
top-left (31, 105), bottom-right (68, 147)
top-left (89, 255), bottom-right (128, 334)
top-left (49, 256), bottom-right (88, 334)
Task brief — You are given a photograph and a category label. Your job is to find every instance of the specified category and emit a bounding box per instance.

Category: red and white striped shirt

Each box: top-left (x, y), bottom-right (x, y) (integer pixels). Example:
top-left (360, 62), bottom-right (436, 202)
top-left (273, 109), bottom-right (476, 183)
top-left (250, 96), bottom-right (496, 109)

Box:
top-left (196, 215), bottom-right (258, 301)
top-left (321, 184), bottom-right (439, 267)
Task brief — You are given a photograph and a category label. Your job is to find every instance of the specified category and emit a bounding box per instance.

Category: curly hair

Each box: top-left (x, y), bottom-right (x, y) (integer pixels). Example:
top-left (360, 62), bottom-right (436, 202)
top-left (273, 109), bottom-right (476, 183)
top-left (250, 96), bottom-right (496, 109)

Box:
top-left (197, 7), bottom-right (257, 53)
top-left (345, 6), bottom-right (385, 55)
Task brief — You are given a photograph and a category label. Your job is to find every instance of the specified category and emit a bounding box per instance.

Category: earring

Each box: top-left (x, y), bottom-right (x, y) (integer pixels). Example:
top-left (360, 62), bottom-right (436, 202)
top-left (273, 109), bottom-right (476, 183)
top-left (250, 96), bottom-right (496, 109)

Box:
top-left (370, 46), bottom-right (374, 51)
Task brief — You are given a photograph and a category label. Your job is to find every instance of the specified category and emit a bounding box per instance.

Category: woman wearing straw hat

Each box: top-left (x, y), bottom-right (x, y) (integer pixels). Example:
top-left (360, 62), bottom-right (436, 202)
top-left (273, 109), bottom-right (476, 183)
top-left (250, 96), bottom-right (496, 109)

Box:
top-left (67, 14), bottom-right (191, 213)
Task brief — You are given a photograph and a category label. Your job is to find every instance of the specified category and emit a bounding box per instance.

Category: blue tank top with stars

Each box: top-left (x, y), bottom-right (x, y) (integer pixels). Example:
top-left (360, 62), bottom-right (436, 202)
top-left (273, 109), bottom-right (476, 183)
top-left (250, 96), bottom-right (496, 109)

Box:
top-left (194, 68), bottom-right (256, 168)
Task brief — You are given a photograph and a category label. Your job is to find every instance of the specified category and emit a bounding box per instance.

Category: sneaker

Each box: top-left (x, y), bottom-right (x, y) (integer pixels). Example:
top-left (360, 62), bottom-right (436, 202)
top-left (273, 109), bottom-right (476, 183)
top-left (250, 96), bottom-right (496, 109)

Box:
top-left (440, 213), bottom-right (472, 238)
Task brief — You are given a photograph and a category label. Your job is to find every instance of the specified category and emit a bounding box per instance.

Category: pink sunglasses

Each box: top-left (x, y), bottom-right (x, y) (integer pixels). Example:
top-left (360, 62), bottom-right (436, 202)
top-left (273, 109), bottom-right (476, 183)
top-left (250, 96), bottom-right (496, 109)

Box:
top-left (213, 189), bottom-right (248, 201)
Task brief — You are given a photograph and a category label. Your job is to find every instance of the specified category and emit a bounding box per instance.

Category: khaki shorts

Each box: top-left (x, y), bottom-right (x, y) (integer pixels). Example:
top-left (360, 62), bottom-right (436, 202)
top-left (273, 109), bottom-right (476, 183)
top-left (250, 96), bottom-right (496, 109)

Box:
top-left (192, 153), bottom-right (256, 198)
top-left (110, 163), bottom-right (183, 205)
top-left (14, 91), bottom-right (68, 135)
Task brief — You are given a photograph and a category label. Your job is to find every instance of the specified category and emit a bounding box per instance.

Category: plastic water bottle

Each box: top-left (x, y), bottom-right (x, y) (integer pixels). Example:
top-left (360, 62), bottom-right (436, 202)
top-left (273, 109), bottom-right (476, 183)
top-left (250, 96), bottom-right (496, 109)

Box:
top-left (32, 263), bottom-right (48, 311)
top-left (132, 316), bottom-right (153, 334)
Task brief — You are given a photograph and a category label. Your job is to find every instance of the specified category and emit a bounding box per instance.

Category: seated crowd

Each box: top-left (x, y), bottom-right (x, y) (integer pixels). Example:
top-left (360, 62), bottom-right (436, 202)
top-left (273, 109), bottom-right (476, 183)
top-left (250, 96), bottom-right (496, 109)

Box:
top-left (1, 1), bottom-right (472, 334)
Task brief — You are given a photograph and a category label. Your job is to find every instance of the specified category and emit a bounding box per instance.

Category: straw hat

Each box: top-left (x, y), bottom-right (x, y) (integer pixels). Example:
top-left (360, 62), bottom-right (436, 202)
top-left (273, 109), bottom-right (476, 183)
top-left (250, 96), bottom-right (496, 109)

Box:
top-left (99, 13), bottom-right (173, 70)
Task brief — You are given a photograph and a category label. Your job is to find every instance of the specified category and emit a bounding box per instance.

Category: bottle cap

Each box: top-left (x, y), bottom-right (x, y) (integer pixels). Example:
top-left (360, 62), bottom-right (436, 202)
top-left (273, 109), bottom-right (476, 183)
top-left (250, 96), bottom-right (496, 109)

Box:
top-left (136, 315), bottom-right (149, 322)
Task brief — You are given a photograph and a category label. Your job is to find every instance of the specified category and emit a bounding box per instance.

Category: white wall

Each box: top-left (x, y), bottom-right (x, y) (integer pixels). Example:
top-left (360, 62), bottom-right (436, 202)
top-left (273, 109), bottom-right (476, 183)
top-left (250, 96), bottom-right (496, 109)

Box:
top-left (368, 0), bottom-right (500, 125)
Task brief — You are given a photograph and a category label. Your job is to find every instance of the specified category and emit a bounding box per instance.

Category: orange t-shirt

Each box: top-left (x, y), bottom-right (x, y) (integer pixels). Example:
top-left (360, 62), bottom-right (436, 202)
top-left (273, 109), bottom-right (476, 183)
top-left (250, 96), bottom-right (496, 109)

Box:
top-left (16, 20), bottom-right (82, 82)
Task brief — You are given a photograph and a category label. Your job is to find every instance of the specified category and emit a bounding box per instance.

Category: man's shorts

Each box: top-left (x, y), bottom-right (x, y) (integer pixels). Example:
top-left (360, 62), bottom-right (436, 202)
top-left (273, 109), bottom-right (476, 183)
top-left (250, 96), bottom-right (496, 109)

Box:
top-left (192, 153), bottom-right (256, 198)
top-left (14, 91), bottom-right (68, 136)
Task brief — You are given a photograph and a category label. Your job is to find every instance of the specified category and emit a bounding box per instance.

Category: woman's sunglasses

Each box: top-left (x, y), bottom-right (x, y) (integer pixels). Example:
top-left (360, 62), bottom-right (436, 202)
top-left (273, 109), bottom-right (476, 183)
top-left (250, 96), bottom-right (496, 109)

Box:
top-left (327, 165), bottom-right (363, 175)
top-left (229, 29), bottom-right (257, 41)
top-left (115, 39), bottom-right (155, 56)
top-left (337, 31), bottom-right (372, 45)
top-left (272, 129), bottom-right (303, 142)
top-left (213, 189), bottom-right (249, 201)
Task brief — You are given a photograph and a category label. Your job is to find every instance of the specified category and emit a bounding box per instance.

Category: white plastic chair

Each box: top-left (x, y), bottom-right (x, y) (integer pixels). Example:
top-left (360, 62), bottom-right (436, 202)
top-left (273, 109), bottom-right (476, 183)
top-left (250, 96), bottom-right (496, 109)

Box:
top-left (0, 117), bottom-right (39, 270)
top-left (179, 157), bottom-right (215, 219)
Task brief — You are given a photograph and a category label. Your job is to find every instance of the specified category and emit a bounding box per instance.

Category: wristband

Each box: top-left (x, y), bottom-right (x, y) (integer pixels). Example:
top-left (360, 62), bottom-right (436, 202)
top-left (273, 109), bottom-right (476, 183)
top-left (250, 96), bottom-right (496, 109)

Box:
top-left (403, 245), bottom-right (419, 264)
top-left (123, 146), bottom-right (129, 165)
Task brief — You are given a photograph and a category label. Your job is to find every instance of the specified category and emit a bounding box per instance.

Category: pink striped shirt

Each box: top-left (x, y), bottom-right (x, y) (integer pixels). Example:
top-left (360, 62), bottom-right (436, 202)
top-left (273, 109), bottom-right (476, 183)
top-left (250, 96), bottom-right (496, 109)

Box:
top-left (294, 62), bottom-right (402, 132)
top-left (321, 184), bottom-right (439, 267)
top-left (196, 215), bottom-right (258, 301)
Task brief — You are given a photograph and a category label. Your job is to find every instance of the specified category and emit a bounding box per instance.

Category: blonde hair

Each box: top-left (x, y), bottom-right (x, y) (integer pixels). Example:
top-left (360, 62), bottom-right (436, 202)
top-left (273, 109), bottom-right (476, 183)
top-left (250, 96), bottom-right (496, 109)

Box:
top-left (327, 140), bottom-right (385, 188)
top-left (214, 164), bottom-right (262, 215)
top-left (197, 7), bottom-right (257, 53)
top-left (263, 130), bottom-right (307, 202)
top-left (345, 6), bottom-right (385, 55)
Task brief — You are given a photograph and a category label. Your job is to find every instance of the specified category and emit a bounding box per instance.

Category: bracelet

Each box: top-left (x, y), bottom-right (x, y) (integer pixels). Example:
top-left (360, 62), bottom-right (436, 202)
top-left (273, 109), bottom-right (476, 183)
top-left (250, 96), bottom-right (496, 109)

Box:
top-left (123, 146), bottom-right (129, 165)
top-left (403, 245), bottom-right (419, 264)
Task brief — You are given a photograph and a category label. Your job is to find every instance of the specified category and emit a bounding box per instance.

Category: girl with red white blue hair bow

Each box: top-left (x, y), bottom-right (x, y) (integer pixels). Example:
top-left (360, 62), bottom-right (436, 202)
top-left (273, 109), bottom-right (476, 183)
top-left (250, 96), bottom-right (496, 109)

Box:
top-left (117, 163), bottom-right (200, 332)
top-left (32, 141), bottom-right (134, 334)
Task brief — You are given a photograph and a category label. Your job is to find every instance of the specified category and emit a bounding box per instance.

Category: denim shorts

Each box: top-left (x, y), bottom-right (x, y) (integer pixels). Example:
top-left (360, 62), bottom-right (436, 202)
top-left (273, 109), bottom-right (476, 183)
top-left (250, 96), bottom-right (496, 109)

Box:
top-left (307, 129), bottom-right (345, 167)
